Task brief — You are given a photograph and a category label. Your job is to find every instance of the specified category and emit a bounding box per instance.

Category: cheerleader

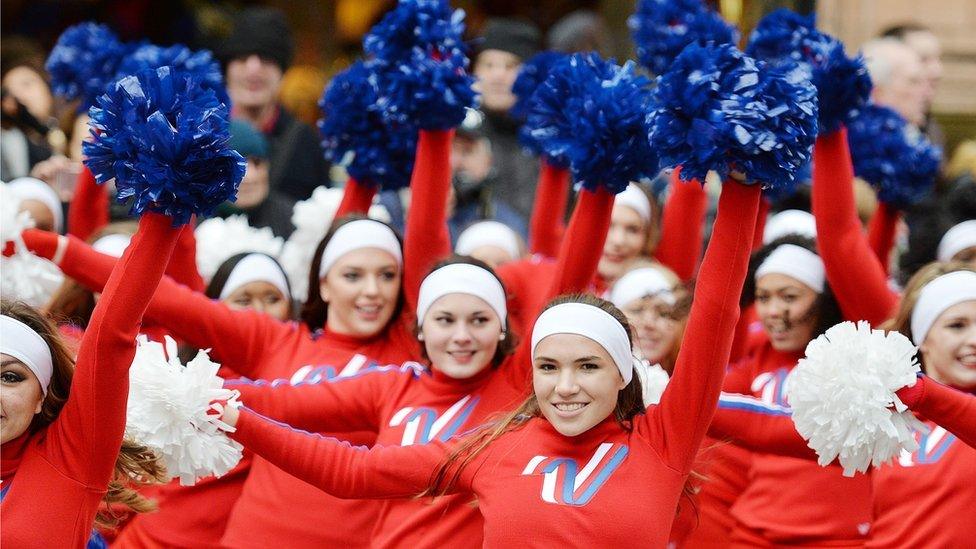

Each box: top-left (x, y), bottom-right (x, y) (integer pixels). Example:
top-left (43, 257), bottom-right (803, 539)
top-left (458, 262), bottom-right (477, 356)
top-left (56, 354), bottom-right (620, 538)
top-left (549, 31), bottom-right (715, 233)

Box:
top-left (454, 220), bottom-right (525, 268)
top-left (219, 177), bottom-right (759, 548)
top-left (0, 210), bottom-right (178, 548)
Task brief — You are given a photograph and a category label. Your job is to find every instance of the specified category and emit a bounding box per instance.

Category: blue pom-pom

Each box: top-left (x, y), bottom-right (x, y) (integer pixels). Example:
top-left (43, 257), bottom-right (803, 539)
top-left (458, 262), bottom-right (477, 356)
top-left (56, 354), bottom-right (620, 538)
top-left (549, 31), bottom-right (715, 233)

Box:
top-left (83, 66), bottom-right (245, 226)
top-left (628, 0), bottom-right (738, 76)
top-left (847, 105), bottom-right (941, 208)
top-left (364, 0), bottom-right (476, 130)
top-left (45, 22), bottom-right (129, 111)
top-left (363, 0), bottom-right (465, 62)
top-left (527, 53), bottom-right (658, 194)
top-left (746, 8), bottom-right (871, 134)
top-left (117, 43), bottom-right (229, 105)
top-left (318, 61), bottom-right (418, 190)
top-left (511, 51), bottom-right (569, 167)
top-left (648, 43), bottom-right (818, 191)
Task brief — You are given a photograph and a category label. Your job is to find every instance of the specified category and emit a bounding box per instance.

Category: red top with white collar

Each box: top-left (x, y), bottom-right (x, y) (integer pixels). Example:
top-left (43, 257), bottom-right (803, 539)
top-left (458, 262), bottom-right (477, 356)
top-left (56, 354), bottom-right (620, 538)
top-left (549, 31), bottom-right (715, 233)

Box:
top-left (0, 212), bottom-right (178, 549)
top-left (227, 179), bottom-right (760, 548)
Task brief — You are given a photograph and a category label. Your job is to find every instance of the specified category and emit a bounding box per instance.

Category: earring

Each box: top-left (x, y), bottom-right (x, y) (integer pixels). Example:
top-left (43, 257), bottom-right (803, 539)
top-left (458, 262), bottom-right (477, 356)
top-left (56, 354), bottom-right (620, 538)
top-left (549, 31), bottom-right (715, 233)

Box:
top-left (417, 333), bottom-right (425, 341)
top-left (499, 333), bottom-right (506, 341)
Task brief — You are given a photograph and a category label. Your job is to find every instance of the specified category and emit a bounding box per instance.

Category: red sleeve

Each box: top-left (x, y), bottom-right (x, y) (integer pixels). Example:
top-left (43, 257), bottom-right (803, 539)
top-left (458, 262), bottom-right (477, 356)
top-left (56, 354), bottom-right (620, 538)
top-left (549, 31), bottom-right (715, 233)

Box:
top-left (66, 166), bottom-right (109, 241)
top-left (402, 129), bottom-right (454, 312)
top-left (46, 212), bottom-right (179, 486)
top-left (528, 160), bottom-right (570, 258)
top-left (812, 129), bottom-right (899, 325)
top-left (646, 181), bottom-right (761, 472)
top-left (655, 169), bottom-right (708, 282)
top-left (230, 407), bottom-right (454, 499)
top-left (224, 367), bottom-right (407, 434)
top-left (867, 202), bottom-right (899, 278)
top-left (547, 187), bottom-right (613, 298)
top-left (709, 393), bottom-right (817, 460)
top-left (164, 222), bottom-right (205, 292)
top-left (898, 376), bottom-right (976, 450)
top-left (336, 177), bottom-right (378, 219)
top-left (752, 198), bottom-right (770, 252)
top-left (26, 231), bottom-right (294, 376)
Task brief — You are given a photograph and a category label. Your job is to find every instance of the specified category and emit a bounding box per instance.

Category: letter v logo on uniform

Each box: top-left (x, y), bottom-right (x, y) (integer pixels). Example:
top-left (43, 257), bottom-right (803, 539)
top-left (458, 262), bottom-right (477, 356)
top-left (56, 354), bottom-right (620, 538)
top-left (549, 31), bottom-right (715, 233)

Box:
top-left (521, 443), bottom-right (629, 506)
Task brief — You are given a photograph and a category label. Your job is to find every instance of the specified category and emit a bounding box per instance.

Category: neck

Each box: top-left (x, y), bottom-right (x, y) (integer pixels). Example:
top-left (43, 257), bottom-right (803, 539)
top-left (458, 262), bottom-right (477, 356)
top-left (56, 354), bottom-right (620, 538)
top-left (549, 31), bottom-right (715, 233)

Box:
top-left (234, 103), bottom-right (277, 130)
top-left (1, 431), bottom-right (32, 481)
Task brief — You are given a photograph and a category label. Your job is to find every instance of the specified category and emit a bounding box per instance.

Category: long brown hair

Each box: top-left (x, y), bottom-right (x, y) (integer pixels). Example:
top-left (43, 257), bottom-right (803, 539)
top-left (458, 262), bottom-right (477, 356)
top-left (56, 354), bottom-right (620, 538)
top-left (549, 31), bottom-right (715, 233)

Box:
top-left (425, 294), bottom-right (645, 496)
top-left (1, 300), bottom-right (167, 529)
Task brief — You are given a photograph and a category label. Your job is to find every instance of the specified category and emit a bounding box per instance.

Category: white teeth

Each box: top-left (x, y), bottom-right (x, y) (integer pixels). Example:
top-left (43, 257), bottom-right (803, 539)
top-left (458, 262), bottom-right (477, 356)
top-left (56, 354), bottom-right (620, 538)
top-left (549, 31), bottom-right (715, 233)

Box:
top-left (554, 403), bottom-right (586, 411)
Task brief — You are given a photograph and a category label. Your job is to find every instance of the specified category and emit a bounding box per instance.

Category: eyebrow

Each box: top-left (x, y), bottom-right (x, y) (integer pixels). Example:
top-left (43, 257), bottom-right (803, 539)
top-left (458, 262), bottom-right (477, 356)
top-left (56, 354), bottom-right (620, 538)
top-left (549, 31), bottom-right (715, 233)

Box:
top-left (1, 359), bottom-right (23, 367)
top-left (574, 356), bottom-right (602, 364)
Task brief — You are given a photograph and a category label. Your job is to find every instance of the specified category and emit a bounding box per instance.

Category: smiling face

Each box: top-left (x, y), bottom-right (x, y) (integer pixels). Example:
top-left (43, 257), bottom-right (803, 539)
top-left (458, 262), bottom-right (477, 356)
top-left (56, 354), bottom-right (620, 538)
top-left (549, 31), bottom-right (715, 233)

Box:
top-left (755, 273), bottom-right (820, 352)
top-left (919, 300), bottom-right (976, 390)
top-left (599, 205), bottom-right (648, 283)
top-left (421, 293), bottom-right (503, 379)
top-left (223, 280), bottom-right (290, 321)
top-left (621, 294), bottom-right (680, 365)
top-left (533, 334), bottom-right (627, 436)
top-left (319, 248), bottom-right (401, 338)
top-left (0, 354), bottom-right (44, 444)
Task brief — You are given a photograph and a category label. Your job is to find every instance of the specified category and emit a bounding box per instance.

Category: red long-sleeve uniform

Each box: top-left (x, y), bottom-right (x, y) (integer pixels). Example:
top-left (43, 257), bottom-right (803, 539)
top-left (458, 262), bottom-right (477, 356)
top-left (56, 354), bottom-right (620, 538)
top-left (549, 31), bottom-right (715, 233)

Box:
top-left (227, 180), bottom-right (760, 548)
top-left (812, 129), bottom-right (899, 325)
top-left (866, 202), bottom-right (899, 278)
top-left (528, 160), bottom-right (570, 258)
top-left (0, 212), bottom-right (178, 549)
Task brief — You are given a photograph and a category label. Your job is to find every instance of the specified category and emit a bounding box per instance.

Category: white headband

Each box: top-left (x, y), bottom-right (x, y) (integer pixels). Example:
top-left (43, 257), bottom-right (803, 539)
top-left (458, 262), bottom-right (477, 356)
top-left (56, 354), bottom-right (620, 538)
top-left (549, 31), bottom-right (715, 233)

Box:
top-left (763, 209), bottom-right (816, 244)
top-left (755, 244), bottom-right (825, 293)
top-left (609, 267), bottom-right (676, 309)
top-left (532, 302), bottom-right (635, 384)
top-left (219, 253), bottom-right (291, 301)
top-left (455, 221), bottom-right (521, 261)
top-left (92, 233), bottom-right (132, 258)
top-left (416, 263), bottom-right (507, 326)
top-left (318, 219), bottom-right (402, 279)
top-left (615, 183), bottom-right (652, 223)
top-left (910, 271), bottom-right (976, 345)
top-left (1, 315), bottom-right (54, 396)
top-left (937, 220), bottom-right (976, 262)
top-left (8, 177), bottom-right (63, 233)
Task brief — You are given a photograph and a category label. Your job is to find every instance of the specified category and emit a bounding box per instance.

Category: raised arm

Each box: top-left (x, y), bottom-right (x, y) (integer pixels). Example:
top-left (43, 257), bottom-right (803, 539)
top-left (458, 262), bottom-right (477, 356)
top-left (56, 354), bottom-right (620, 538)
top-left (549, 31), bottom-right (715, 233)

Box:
top-left (19, 229), bottom-right (291, 374)
top-left (812, 129), bottom-right (898, 324)
top-left (66, 166), bottom-right (109, 241)
top-left (166, 222), bottom-right (205, 292)
top-left (867, 202), bottom-right (899, 278)
top-left (402, 129), bottom-right (454, 311)
top-left (228, 406), bottom-right (452, 499)
top-left (547, 187), bottom-right (614, 299)
top-left (897, 376), bottom-right (976, 450)
top-left (648, 181), bottom-right (760, 472)
top-left (528, 160), bottom-right (570, 258)
top-left (655, 169), bottom-right (708, 282)
top-left (47, 212), bottom-right (179, 485)
top-left (335, 177), bottom-right (378, 219)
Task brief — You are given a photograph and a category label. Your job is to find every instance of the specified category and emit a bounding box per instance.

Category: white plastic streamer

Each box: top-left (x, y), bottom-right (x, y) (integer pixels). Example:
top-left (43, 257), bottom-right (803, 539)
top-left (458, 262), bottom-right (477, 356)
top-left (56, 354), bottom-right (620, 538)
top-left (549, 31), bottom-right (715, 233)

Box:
top-left (125, 335), bottom-right (244, 486)
top-left (786, 321), bottom-right (927, 477)
top-left (194, 215), bottom-right (284, 282)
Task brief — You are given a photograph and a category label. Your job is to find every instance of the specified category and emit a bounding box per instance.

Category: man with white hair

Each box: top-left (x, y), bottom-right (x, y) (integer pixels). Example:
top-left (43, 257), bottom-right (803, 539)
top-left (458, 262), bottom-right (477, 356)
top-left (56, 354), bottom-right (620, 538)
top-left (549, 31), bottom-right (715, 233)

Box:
top-left (861, 37), bottom-right (927, 127)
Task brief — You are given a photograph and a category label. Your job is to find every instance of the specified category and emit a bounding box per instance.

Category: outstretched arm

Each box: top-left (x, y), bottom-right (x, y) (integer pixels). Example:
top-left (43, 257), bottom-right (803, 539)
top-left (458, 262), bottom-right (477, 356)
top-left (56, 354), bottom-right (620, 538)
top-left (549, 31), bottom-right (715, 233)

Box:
top-left (165, 222), bottom-right (205, 292)
top-left (402, 130), bottom-right (454, 312)
top-left (867, 202), bottom-right (899, 278)
top-left (227, 406), bottom-right (453, 499)
top-left (897, 376), bottom-right (976, 450)
top-left (528, 160), bottom-right (570, 258)
top-left (812, 129), bottom-right (898, 324)
top-left (335, 177), bottom-right (378, 220)
top-left (648, 181), bottom-right (761, 472)
top-left (709, 393), bottom-right (818, 460)
top-left (655, 169), bottom-right (708, 282)
top-left (48, 212), bottom-right (180, 486)
top-left (66, 166), bottom-right (109, 242)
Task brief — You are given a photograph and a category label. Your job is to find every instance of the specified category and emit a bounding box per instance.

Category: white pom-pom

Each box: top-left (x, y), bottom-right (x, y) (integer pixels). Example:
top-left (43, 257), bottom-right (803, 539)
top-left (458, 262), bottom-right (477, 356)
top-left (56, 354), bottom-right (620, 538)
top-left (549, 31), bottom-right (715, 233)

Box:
top-left (786, 321), bottom-right (926, 476)
top-left (126, 335), bottom-right (244, 485)
top-left (281, 186), bottom-right (392, 301)
top-left (194, 215), bottom-right (284, 282)
top-left (635, 361), bottom-right (670, 405)
top-left (0, 183), bottom-right (64, 307)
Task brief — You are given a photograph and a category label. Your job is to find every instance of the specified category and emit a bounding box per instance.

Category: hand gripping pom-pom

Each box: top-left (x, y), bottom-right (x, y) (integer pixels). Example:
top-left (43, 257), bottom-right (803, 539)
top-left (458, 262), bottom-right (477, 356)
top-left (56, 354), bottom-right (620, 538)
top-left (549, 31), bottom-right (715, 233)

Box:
top-left (83, 66), bottom-right (246, 226)
top-left (45, 22), bottom-right (130, 111)
top-left (126, 336), bottom-right (244, 485)
top-left (0, 185), bottom-right (64, 307)
top-left (512, 52), bottom-right (570, 167)
top-left (786, 321), bottom-right (927, 476)
top-left (527, 53), bottom-right (659, 194)
top-left (628, 0), bottom-right (738, 76)
top-left (318, 61), bottom-right (418, 190)
top-left (745, 9), bottom-right (872, 134)
top-left (847, 105), bottom-right (942, 209)
top-left (648, 43), bottom-right (818, 191)
top-left (194, 215), bottom-right (284, 282)
top-left (117, 43), bottom-right (229, 105)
